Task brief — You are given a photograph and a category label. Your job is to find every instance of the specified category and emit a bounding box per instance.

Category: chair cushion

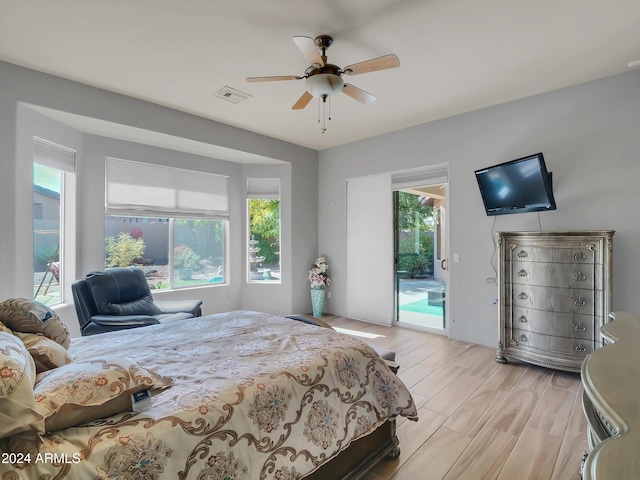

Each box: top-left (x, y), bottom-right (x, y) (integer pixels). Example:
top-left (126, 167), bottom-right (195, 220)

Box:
top-left (85, 268), bottom-right (161, 316)
top-left (154, 312), bottom-right (194, 323)
top-left (154, 299), bottom-right (202, 317)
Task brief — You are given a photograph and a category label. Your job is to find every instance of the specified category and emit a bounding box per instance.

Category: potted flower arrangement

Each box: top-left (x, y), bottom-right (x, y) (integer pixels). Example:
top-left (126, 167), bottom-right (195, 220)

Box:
top-left (174, 245), bottom-right (200, 280)
top-left (309, 256), bottom-right (330, 317)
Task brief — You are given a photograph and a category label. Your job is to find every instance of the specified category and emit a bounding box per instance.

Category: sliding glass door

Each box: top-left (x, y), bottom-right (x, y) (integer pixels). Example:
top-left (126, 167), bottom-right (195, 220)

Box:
top-left (394, 184), bottom-right (447, 330)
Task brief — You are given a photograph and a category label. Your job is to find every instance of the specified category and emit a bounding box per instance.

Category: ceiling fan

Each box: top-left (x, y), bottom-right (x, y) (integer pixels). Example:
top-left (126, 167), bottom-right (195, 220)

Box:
top-left (246, 35), bottom-right (399, 129)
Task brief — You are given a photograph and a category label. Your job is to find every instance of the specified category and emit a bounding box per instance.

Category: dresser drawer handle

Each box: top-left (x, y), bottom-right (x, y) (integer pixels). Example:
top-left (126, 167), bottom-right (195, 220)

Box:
top-left (517, 292), bottom-right (528, 300)
top-left (574, 251), bottom-right (586, 261)
top-left (574, 272), bottom-right (586, 281)
top-left (517, 334), bottom-right (528, 343)
top-left (574, 322), bottom-right (586, 332)
top-left (518, 315), bottom-right (528, 323)
top-left (574, 297), bottom-right (586, 307)
top-left (517, 250), bottom-right (528, 258)
top-left (575, 344), bottom-right (587, 353)
top-left (517, 269), bottom-right (527, 277)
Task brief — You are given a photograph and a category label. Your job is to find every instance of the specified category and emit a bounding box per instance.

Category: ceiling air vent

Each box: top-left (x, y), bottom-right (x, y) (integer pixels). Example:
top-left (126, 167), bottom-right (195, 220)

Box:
top-left (212, 87), bottom-right (252, 104)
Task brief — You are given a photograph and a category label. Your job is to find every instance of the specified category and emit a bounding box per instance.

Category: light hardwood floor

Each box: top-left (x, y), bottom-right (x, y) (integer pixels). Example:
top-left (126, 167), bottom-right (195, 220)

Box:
top-left (323, 316), bottom-right (587, 480)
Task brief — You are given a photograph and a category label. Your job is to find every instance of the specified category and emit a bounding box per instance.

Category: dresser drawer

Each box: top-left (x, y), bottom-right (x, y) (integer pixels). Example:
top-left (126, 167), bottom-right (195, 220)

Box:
top-left (510, 307), bottom-right (595, 339)
top-left (509, 329), bottom-right (593, 355)
top-left (508, 285), bottom-right (601, 315)
top-left (507, 244), bottom-right (598, 265)
top-left (509, 261), bottom-right (600, 290)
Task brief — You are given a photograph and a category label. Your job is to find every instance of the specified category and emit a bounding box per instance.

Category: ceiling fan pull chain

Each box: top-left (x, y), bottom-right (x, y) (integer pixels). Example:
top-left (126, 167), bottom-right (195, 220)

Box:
top-left (320, 96), bottom-right (327, 134)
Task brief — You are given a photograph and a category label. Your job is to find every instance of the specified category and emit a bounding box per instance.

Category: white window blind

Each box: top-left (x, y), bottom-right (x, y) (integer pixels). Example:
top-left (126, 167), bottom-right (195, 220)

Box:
top-left (391, 164), bottom-right (448, 190)
top-left (247, 178), bottom-right (280, 199)
top-left (105, 158), bottom-right (229, 219)
top-left (33, 137), bottom-right (75, 172)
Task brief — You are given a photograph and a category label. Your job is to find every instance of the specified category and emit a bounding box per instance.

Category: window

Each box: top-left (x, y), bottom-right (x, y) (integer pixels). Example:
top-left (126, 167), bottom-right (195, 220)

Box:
top-left (33, 138), bottom-right (75, 305)
top-left (104, 159), bottom-right (228, 289)
top-left (104, 216), bottom-right (225, 289)
top-left (247, 178), bottom-right (280, 283)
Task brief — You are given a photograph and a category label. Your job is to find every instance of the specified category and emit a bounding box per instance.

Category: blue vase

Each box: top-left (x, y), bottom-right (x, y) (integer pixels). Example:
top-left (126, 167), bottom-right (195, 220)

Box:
top-left (310, 286), bottom-right (326, 318)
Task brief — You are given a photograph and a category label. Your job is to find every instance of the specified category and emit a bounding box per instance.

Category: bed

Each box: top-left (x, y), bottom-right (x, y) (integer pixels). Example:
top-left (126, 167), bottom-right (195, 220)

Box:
top-left (1, 310), bottom-right (417, 479)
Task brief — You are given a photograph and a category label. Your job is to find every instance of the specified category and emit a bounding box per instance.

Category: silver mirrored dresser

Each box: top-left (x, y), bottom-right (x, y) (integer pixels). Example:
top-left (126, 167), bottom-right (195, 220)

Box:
top-left (496, 230), bottom-right (614, 372)
top-left (580, 311), bottom-right (640, 480)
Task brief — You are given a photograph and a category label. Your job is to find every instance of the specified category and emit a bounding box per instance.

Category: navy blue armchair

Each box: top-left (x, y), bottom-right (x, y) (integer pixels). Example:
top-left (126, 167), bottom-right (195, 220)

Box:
top-left (72, 267), bottom-right (202, 336)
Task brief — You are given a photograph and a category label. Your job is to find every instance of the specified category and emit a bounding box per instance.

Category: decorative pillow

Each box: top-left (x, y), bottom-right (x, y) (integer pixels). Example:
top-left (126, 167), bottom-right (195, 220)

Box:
top-left (34, 357), bottom-right (173, 432)
top-left (15, 332), bottom-right (72, 373)
top-left (0, 298), bottom-right (70, 349)
top-left (0, 332), bottom-right (44, 438)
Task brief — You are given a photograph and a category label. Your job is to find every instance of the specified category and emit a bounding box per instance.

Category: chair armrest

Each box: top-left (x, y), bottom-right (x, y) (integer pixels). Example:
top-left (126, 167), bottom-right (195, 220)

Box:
top-left (154, 299), bottom-right (202, 316)
top-left (90, 315), bottom-right (160, 327)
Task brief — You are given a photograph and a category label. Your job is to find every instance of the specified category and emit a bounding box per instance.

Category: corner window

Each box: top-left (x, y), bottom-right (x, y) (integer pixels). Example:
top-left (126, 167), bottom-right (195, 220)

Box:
top-left (33, 138), bottom-right (75, 305)
top-left (105, 158), bottom-right (229, 290)
top-left (247, 178), bottom-right (280, 283)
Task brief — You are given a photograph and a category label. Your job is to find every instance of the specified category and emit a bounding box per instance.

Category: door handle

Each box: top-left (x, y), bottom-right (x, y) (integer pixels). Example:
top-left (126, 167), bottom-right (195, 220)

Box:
top-left (441, 259), bottom-right (447, 271)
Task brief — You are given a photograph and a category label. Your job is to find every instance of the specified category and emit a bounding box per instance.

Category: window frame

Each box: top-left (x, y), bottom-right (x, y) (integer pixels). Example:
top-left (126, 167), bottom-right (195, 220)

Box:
top-left (246, 178), bottom-right (281, 284)
top-left (104, 215), bottom-right (227, 291)
top-left (32, 138), bottom-right (76, 306)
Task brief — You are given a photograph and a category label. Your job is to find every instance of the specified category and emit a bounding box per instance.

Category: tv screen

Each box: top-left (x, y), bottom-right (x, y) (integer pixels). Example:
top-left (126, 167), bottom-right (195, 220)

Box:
top-left (475, 153), bottom-right (556, 216)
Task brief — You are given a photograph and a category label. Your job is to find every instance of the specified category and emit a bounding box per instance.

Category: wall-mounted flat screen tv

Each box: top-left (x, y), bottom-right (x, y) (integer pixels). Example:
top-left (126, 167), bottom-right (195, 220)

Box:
top-left (475, 152), bottom-right (556, 216)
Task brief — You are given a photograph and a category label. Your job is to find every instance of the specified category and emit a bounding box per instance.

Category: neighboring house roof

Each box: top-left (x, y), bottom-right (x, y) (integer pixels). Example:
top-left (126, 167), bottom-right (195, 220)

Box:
top-left (33, 184), bottom-right (60, 200)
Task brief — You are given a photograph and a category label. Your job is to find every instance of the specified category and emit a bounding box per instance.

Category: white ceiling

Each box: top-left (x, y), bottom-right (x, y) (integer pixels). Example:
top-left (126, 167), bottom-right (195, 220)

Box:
top-left (1, 0), bottom-right (640, 153)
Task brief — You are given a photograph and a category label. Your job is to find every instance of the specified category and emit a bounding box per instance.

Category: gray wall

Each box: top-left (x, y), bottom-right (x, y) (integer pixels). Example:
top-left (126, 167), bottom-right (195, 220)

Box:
top-left (319, 70), bottom-right (640, 348)
top-left (0, 61), bottom-right (318, 335)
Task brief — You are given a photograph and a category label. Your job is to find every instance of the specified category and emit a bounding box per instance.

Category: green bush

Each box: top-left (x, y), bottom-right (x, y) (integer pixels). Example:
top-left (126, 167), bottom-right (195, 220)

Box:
top-left (398, 234), bottom-right (434, 277)
top-left (173, 245), bottom-right (200, 270)
top-left (398, 253), bottom-right (431, 278)
top-left (105, 233), bottom-right (146, 267)
top-left (34, 245), bottom-right (59, 271)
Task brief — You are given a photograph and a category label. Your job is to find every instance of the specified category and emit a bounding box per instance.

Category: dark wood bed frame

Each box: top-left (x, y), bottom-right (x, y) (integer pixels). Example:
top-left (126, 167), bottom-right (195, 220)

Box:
top-left (304, 419), bottom-right (400, 480)
top-left (286, 314), bottom-right (403, 479)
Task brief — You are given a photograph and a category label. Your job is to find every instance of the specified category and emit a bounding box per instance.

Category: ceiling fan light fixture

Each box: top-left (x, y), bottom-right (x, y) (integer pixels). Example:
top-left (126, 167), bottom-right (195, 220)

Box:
top-left (305, 73), bottom-right (344, 98)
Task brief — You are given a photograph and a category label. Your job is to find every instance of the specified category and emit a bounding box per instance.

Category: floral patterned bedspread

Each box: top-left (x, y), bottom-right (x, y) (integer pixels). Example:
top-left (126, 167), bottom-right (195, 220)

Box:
top-left (8, 311), bottom-right (417, 480)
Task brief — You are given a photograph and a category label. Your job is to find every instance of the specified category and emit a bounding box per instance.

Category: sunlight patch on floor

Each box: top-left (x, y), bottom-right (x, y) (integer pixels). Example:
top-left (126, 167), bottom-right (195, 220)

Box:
top-left (333, 327), bottom-right (386, 339)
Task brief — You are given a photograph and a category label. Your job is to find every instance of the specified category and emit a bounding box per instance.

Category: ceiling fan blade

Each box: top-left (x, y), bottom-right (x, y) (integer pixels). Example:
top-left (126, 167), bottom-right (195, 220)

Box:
top-left (292, 36), bottom-right (324, 66)
top-left (292, 91), bottom-right (314, 110)
top-left (246, 75), bottom-right (303, 83)
top-left (342, 84), bottom-right (377, 104)
top-left (343, 54), bottom-right (400, 75)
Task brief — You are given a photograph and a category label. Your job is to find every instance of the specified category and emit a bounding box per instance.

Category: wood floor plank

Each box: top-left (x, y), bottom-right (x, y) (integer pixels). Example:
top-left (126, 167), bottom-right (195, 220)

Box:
top-left (397, 362), bottom-right (436, 389)
top-left (528, 386), bottom-right (576, 437)
top-left (443, 387), bottom-right (506, 437)
top-left (550, 430), bottom-right (588, 480)
top-left (327, 316), bottom-right (589, 480)
top-left (484, 388), bottom-right (540, 436)
top-left (411, 362), bottom-right (467, 399)
top-left (371, 407), bottom-right (447, 478)
top-left (550, 370), bottom-right (581, 392)
top-left (444, 426), bottom-right (518, 480)
top-left (514, 364), bottom-right (553, 392)
top-left (566, 386), bottom-right (588, 434)
top-left (419, 342), bottom-right (470, 369)
top-left (465, 348), bottom-right (502, 379)
top-left (498, 426), bottom-right (563, 480)
top-left (448, 344), bottom-right (493, 369)
top-left (425, 372), bottom-right (486, 416)
top-left (390, 427), bottom-right (472, 480)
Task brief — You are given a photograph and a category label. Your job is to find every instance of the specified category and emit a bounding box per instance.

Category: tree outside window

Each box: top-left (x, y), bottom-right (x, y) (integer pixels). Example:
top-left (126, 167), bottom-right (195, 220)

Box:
top-left (248, 198), bottom-right (280, 282)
